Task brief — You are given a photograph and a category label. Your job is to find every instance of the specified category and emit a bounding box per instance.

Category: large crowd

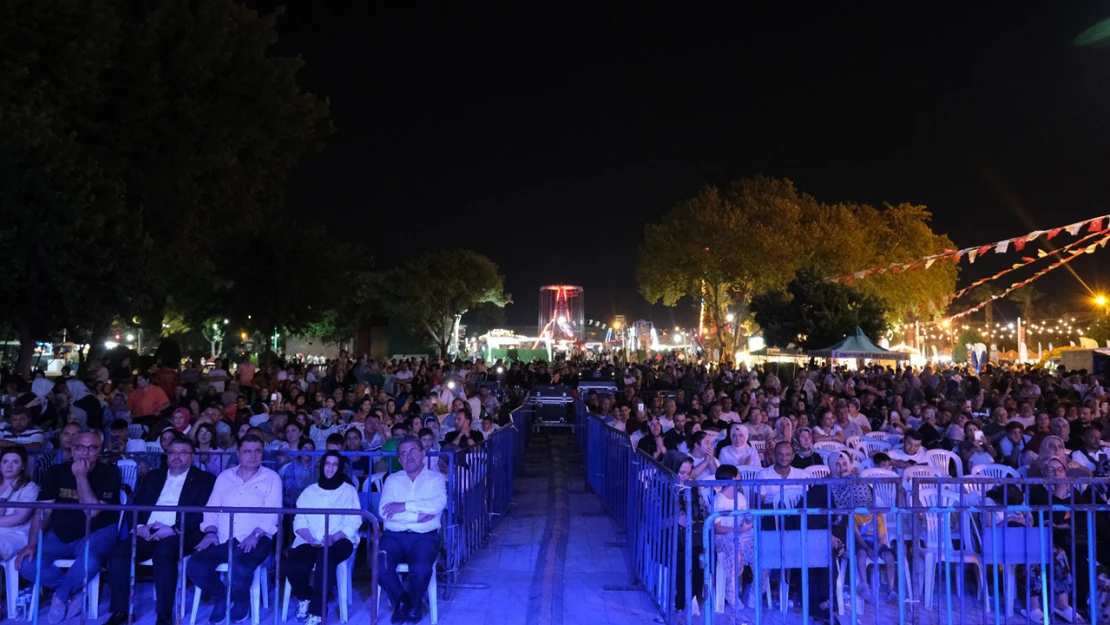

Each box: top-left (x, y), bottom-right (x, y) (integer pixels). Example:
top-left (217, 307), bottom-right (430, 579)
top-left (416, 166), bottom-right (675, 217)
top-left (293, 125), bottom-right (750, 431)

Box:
top-left (0, 352), bottom-right (519, 625)
top-left (581, 359), bottom-right (1110, 624)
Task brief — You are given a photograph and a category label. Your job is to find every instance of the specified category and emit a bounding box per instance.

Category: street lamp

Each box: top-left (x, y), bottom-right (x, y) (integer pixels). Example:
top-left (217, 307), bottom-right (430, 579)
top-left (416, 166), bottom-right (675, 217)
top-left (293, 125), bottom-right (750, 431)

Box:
top-left (1095, 294), bottom-right (1108, 307)
top-left (726, 313), bottom-right (735, 323)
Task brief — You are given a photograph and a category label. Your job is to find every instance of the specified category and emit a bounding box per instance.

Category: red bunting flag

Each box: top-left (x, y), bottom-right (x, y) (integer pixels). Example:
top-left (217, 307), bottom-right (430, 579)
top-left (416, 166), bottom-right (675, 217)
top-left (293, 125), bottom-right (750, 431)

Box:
top-left (1091, 218), bottom-right (1104, 232)
top-left (1046, 228), bottom-right (1062, 240)
top-left (1013, 237), bottom-right (1028, 252)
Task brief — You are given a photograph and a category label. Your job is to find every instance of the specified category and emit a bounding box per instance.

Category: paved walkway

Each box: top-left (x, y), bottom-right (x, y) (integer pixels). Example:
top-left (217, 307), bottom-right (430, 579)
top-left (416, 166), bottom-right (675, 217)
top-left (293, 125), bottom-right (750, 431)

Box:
top-left (423, 428), bottom-right (662, 625)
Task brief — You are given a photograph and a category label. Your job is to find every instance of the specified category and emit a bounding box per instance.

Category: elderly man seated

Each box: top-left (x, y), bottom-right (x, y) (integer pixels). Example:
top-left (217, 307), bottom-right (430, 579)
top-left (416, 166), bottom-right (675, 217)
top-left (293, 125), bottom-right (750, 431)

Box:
top-left (378, 436), bottom-right (447, 624)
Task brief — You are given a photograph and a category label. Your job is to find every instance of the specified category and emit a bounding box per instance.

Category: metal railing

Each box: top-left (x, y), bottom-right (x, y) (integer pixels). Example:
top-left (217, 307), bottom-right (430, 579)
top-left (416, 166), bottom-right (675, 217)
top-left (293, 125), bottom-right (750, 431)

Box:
top-left (23, 422), bottom-right (529, 606)
top-left (576, 408), bottom-right (1110, 625)
top-left (6, 501), bottom-right (379, 625)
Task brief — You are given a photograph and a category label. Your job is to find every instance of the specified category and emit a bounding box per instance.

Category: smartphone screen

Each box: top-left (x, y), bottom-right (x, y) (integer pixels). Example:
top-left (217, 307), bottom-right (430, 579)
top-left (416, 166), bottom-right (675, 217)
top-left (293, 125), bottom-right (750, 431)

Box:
top-left (974, 430), bottom-right (984, 441)
top-left (637, 402), bottom-right (644, 413)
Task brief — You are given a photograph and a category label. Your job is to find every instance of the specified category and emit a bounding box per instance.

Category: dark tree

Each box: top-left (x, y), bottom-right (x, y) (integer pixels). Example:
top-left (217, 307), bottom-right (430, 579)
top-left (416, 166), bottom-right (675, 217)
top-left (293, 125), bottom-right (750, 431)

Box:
top-left (752, 268), bottom-right (889, 350)
top-left (0, 0), bottom-right (333, 375)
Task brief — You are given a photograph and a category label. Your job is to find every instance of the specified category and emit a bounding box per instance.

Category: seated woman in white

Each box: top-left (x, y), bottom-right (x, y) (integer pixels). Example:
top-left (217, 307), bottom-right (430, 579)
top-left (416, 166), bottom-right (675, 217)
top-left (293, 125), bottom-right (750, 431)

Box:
top-left (718, 423), bottom-right (761, 468)
top-left (287, 451), bottom-right (361, 625)
top-left (0, 447), bottom-right (41, 559)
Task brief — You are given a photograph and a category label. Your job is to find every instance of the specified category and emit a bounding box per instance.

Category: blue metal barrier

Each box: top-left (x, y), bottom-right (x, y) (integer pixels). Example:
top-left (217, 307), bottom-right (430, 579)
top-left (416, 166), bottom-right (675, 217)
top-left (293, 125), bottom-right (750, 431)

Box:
top-left (7, 501), bottom-right (379, 625)
top-left (627, 449), bottom-right (680, 617)
top-left (573, 416), bottom-right (1110, 625)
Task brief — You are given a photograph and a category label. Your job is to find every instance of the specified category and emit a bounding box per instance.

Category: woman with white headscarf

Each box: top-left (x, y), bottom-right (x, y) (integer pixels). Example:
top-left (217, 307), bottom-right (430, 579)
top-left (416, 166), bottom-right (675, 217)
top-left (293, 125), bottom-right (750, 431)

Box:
top-left (65, 379), bottom-right (104, 429)
top-left (18, 378), bottom-right (58, 428)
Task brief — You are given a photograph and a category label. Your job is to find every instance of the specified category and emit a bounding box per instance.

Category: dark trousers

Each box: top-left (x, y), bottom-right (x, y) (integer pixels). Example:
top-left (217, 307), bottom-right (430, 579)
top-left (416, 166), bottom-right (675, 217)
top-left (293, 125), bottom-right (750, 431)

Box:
top-left (186, 537), bottom-right (272, 609)
top-left (286, 540), bottom-right (354, 617)
top-left (108, 536), bottom-right (186, 619)
top-left (377, 531), bottom-right (439, 606)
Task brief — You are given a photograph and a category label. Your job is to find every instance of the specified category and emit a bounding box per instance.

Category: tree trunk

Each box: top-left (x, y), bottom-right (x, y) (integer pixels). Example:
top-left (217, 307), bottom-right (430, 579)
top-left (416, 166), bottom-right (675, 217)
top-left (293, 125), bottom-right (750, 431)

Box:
top-left (15, 316), bottom-right (35, 380)
top-left (83, 325), bottom-right (112, 373)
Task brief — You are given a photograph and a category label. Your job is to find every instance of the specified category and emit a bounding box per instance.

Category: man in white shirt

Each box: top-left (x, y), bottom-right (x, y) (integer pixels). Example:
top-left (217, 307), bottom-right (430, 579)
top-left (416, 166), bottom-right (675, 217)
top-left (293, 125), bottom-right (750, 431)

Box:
top-left (758, 442), bottom-right (810, 504)
top-left (379, 436), bottom-right (448, 625)
top-left (887, 429), bottom-right (930, 469)
top-left (187, 435), bottom-right (281, 624)
top-left (105, 437), bottom-right (216, 625)
top-left (718, 397), bottom-right (741, 425)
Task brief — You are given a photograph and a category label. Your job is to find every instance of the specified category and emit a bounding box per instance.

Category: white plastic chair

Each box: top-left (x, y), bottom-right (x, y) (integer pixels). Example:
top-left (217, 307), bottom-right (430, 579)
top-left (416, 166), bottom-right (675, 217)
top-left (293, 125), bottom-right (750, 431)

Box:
top-left (980, 522), bottom-right (1054, 616)
top-left (901, 465), bottom-right (941, 498)
top-left (919, 490), bottom-right (987, 610)
top-left (189, 562), bottom-right (268, 625)
top-left (146, 441), bottom-right (164, 454)
top-left (926, 449), bottom-right (963, 477)
top-left (281, 550), bottom-right (356, 623)
top-left (128, 424), bottom-right (147, 441)
top-left (813, 441), bottom-right (848, 460)
top-left (970, 463), bottom-right (1018, 480)
top-left (804, 465), bottom-right (830, 479)
top-left (1, 557), bottom-right (19, 622)
top-left (845, 435), bottom-right (862, 450)
top-left (376, 562), bottom-right (438, 624)
top-left (864, 432), bottom-right (890, 443)
top-left (858, 440), bottom-right (891, 458)
top-left (118, 459), bottom-right (138, 492)
top-left (750, 439), bottom-right (767, 453)
top-left (29, 491), bottom-right (129, 621)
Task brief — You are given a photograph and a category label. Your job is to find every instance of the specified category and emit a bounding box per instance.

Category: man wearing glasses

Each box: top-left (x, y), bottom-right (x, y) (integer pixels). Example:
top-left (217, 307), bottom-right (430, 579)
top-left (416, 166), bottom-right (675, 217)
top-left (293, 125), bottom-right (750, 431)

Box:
top-left (104, 436), bottom-right (216, 625)
top-left (16, 428), bottom-right (121, 624)
top-left (378, 436), bottom-right (447, 624)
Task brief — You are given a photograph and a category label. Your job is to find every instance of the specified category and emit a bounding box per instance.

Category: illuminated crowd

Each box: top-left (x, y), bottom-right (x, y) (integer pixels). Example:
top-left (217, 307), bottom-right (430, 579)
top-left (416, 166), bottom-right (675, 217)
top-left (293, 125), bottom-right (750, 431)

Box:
top-left (584, 359), bottom-right (1110, 623)
top-left (0, 354), bottom-right (512, 625)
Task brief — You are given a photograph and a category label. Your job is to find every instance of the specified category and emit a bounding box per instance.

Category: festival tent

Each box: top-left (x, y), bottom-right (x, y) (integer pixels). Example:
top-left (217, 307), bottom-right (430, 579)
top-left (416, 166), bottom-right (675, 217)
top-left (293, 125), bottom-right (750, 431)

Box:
top-left (809, 327), bottom-right (909, 362)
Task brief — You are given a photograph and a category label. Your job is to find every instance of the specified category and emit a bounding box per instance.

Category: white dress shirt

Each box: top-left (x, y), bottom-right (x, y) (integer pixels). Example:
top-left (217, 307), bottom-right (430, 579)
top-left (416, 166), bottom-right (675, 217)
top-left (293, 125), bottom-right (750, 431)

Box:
top-left (202, 466), bottom-right (282, 543)
top-left (292, 482), bottom-right (362, 548)
top-left (379, 466), bottom-right (448, 533)
top-left (147, 470), bottom-right (188, 528)
top-left (757, 466), bottom-right (810, 504)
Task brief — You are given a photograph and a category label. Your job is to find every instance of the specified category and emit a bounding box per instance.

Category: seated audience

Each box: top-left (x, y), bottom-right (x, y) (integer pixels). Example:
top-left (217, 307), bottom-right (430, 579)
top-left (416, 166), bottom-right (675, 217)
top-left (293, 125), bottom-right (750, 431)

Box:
top-left (105, 436), bottom-right (216, 625)
top-left (0, 447), bottom-right (40, 559)
top-left (287, 451), bottom-right (361, 625)
top-left (378, 436), bottom-right (448, 624)
top-left (17, 429), bottom-right (121, 624)
top-left (186, 434), bottom-right (281, 624)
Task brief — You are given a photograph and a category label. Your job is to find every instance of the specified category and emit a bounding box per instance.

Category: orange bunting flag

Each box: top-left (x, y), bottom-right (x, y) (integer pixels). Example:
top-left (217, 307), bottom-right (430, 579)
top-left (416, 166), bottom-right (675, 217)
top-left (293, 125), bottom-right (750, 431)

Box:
top-left (1090, 218), bottom-right (1104, 232)
top-left (1013, 237), bottom-right (1028, 252)
top-left (1046, 228), bottom-right (1062, 240)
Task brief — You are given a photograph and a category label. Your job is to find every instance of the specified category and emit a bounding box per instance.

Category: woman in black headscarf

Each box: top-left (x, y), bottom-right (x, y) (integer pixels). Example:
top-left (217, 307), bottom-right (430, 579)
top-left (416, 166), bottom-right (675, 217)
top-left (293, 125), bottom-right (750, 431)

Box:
top-left (287, 451), bottom-right (361, 625)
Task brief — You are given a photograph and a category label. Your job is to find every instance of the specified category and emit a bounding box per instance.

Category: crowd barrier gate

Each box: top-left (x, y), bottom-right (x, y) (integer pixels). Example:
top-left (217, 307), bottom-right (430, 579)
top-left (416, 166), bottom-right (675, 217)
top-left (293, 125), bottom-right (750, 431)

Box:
top-left (576, 408), bottom-right (1110, 625)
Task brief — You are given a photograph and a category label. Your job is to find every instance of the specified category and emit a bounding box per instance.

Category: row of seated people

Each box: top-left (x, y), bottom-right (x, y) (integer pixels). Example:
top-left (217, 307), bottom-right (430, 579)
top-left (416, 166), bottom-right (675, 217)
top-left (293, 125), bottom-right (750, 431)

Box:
top-left (0, 428), bottom-right (445, 625)
top-left (661, 439), bottom-right (1107, 623)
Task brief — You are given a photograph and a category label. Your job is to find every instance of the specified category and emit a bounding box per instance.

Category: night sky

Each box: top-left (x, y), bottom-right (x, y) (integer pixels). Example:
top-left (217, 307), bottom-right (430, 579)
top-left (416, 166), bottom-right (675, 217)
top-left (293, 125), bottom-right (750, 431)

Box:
top-left (255, 1), bottom-right (1110, 329)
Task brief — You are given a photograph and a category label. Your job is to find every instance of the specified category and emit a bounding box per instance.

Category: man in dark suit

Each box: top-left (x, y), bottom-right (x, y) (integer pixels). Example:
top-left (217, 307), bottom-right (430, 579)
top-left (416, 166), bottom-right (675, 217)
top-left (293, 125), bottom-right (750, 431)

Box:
top-left (105, 436), bottom-right (216, 625)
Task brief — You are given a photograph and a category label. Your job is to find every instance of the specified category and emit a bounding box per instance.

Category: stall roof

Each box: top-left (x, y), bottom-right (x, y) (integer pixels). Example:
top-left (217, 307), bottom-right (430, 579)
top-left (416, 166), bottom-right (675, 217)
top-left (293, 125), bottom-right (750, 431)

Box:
top-left (809, 327), bottom-right (909, 361)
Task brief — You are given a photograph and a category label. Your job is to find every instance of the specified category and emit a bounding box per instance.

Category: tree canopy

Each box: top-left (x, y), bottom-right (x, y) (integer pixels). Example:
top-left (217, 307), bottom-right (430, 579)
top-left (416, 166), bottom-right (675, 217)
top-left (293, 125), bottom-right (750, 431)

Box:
top-left (636, 177), bottom-right (958, 356)
top-left (374, 250), bottom-right (511, 358)
top-left (0, 0), bottom-right (333, 374)
top-left (751, 268), bottom-right (889, 350)
top-left (637, 177), bottom-right (809, 353)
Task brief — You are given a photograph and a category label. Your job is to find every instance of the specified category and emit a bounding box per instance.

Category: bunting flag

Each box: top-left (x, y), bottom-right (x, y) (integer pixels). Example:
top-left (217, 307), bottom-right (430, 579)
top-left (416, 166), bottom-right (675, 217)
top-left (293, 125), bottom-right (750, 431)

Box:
top-left (944, 232), bottom-right (1110, 321)
top-left (828, 212), bottom-right (1110, 283)
top-left (945, 229), bottom-right (1105, 303)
